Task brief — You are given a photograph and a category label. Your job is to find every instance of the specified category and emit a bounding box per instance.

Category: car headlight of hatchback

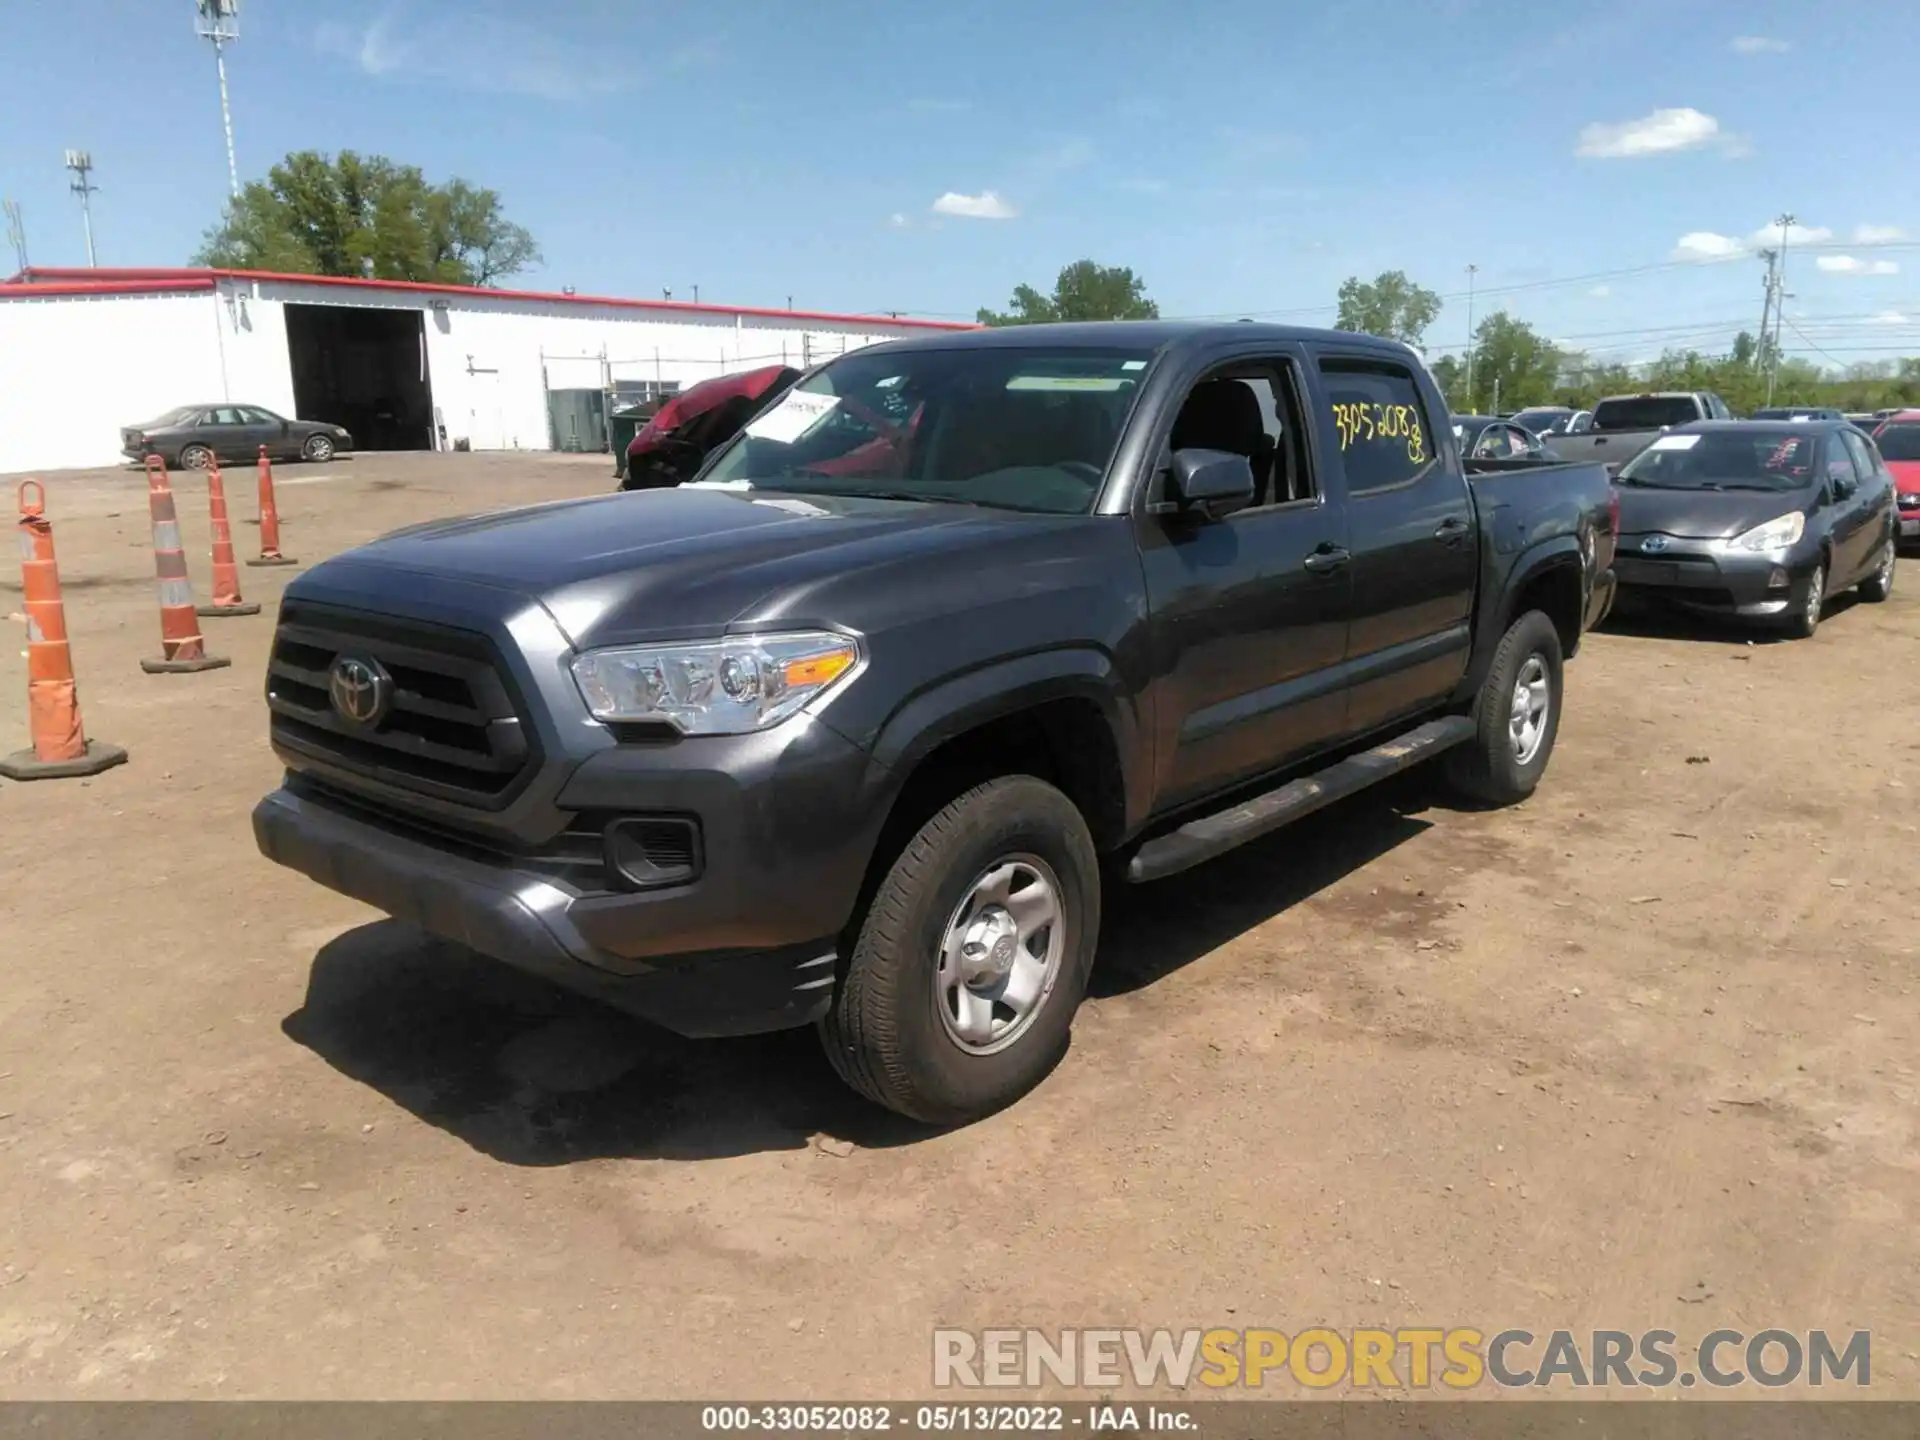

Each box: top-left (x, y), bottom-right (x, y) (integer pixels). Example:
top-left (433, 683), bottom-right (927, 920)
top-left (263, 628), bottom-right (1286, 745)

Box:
top-left (571, 630), bottom-right (863, 734)
top-left (1718, 511), bottom-right (1806, 556)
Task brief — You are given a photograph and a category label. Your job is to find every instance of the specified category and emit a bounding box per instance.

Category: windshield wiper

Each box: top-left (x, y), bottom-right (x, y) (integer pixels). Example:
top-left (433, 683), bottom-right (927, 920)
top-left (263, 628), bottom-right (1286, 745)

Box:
top-left (813, 488), bottom-right (982, 507)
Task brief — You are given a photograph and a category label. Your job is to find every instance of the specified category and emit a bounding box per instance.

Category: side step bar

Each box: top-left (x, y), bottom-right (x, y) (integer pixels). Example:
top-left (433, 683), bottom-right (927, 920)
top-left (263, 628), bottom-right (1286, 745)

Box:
top-left (1124, 716), bottom-right (1476, 884)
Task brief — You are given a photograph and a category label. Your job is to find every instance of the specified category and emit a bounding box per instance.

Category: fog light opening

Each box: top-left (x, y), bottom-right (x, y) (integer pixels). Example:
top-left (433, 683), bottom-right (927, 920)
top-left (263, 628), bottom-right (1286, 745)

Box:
top-left (605, 816), bottom-right (703, 890)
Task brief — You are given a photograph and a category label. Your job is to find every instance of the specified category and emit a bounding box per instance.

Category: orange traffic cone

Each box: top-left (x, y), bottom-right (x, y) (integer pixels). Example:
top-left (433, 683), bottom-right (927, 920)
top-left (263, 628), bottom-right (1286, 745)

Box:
top-left (196, 463), bottom-right (261, 618)
top-left (0, 481), bottom-right (129, 780)
top-left (140, 455), bottom-right (231, 675)
top-left (247, 445), bottom-right (297, 567)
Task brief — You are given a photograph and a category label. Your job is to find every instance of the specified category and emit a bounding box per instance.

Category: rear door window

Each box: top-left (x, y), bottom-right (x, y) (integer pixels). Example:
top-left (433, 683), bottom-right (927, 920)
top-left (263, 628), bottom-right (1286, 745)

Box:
top-left (1317, 359), bottom-right (1438, 493)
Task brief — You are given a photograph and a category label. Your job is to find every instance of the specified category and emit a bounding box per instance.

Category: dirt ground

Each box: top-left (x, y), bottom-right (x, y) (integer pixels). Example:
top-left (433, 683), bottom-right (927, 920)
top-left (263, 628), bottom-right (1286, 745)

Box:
top-left (0, 450), bottom-right (1915, 1399)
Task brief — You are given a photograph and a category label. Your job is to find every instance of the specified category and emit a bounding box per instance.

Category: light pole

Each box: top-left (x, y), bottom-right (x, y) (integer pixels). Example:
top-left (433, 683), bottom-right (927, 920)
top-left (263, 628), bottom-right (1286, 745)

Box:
top-left (195, 0), bottom-right (242, 198)
top-left (64, 150), bottom-right (98, 267)
top-left (1464, 263), bottom-right (1479, 408)
top-left (1766, 213), bottom-right (1795, 405)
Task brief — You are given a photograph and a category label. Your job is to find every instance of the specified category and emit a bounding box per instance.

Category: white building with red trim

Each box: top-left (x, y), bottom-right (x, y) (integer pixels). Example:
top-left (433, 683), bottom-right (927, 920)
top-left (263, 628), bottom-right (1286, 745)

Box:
top-left (0, 267), bottom-right (972, 474)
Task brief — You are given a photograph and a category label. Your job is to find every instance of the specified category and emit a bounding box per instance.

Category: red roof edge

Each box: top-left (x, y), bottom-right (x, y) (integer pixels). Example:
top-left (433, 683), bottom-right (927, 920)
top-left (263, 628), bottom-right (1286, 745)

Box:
top-left (0, 275), bottom-right (217, 299)
top-left (3, 266), bottom-right (977, 330)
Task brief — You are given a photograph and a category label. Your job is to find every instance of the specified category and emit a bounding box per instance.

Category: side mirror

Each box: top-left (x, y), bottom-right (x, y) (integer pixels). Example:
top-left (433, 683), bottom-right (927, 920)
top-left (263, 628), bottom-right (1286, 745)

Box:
top-left (1156, 447), bottom-right (1256, 521)
top-left (1832, 475), bottom-right (1858, 501)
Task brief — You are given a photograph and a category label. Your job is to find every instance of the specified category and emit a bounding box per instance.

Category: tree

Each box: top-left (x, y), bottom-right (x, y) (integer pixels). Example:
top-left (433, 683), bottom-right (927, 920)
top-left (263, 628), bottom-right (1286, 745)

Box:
top-left (1335, 270), bottom-right (1442, 346)
top-left (1463, 310), bottom-right (1560, 412)
top-left (194, 150), bottom-right (540, 286)
top-left (978, 260), bottom-right (1158, 325)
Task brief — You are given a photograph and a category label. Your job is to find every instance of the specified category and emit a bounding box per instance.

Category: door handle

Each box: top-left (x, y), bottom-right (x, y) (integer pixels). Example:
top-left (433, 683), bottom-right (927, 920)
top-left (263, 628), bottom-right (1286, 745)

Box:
top-left (1302, 545), bottom-right (1350, 574)
top-left (1434, 516), bottom-right (1471, 543)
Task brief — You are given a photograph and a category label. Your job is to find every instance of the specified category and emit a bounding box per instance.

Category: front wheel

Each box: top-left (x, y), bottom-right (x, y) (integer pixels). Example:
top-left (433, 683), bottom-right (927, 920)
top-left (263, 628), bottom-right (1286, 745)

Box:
top-left (1787, 562), bottom-right (1825, 638)
top-left (301, 434), bottom-right (336, 462)
top-left (1445, 609), bottom-right (1564, 806)
top-left (819, 776), bottom-right (1100, 1125)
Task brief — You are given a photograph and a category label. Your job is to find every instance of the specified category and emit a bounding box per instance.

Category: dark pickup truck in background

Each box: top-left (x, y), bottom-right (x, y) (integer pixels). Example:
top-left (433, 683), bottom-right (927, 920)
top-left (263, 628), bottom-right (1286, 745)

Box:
top-left (1547, 390), bottom-right (1733, 472)
top-left (252, 321), bottom-right (1618, 1123)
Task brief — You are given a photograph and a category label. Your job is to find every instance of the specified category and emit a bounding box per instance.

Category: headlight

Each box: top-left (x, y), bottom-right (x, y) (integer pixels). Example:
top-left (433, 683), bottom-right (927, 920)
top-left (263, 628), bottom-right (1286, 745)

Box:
top-left (1900, 492), bottom-right (1920, 509)
top-left (571, 630), bottom-right (862, 734)
top-left (1718, 512), bottom-right (1806, 556)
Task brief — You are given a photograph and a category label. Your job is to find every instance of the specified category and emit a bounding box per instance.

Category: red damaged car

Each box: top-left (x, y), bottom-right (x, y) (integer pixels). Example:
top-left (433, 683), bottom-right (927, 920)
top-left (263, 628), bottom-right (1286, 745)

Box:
top-left (1872, 409), bottom-right (1920, 546)
top-left (619, 365), bottom-right (800, 490)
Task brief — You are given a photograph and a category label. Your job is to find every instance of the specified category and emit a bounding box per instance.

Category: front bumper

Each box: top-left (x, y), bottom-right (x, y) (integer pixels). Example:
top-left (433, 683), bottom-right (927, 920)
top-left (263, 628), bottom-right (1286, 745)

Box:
top-left (1612, 535), bottom-right (1813, 618)
top-left (254, 784), bottom-right (841, 1036)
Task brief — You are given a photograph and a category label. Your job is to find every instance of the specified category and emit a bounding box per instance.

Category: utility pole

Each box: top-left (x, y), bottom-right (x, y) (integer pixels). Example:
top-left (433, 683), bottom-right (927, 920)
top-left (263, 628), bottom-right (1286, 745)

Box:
top-left (64, 150), bottom-right (98, 267)
top-left (1755, 248), bottom-right (1777, 371)
top-left (1766, 213), bottom-right (1795, 405)
top-left (3, 199), bottom-right (26, 273)
top-left (195, 1), bottom-right (242, 197)
top-left (1464, 263), bottom-right (1479, 410)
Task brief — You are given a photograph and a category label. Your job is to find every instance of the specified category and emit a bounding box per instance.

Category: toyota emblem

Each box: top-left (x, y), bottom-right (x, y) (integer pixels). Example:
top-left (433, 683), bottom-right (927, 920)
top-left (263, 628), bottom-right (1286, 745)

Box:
top-left (328, 654), bottom-right (392, 726)
top-left (1640, 534), bottom-right (1670, 554)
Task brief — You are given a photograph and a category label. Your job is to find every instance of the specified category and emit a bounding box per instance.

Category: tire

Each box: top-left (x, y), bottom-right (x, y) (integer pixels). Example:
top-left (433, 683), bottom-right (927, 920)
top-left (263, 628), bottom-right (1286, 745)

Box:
top-left (1444, 609), bottom-right (1564, 807)
top-left (178, 443), bottom-right (214, 470)
top-left (819, 776), bottom-right (1101, 1125)
top-left (302, 434), bottom-right (335, 463)
top-left (1787, 562), bottom-right (1825, 639)
top-left (1859, 540), bottom-right (1896, 603)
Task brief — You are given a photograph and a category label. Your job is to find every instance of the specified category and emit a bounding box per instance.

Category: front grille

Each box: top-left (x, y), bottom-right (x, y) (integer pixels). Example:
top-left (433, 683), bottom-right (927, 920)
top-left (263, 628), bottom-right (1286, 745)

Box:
top-left (268, 602), bottom-right (534, 807)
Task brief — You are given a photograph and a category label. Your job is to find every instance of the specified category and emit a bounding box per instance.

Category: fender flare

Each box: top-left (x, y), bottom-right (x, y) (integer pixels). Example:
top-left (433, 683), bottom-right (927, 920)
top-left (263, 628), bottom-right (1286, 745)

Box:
top-left (1457, 537), bottom-right (1589, 703)
top-left (862, 646), bottom-right (1146, 836)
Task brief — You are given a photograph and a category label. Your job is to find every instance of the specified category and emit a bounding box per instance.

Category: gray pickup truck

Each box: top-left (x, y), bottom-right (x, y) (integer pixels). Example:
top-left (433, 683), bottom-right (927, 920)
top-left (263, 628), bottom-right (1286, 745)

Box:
top-left (1548, 391), bottom-right (1734, 472)
top-left (252, 320), bottom-right (1618, 1123)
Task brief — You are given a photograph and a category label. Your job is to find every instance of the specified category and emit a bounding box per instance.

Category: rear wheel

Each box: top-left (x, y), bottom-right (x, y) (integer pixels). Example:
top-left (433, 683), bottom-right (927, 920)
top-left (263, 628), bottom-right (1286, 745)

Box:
top-left (1787, 562), bottom-right (1825, 638)
top-left (1860, 542), bottom-right (1896, 602)
top-left (819, 776), bottom-right (1100, 1125)
top-left (1445, 609), bottom-right (1564, 806)
top-left (178, 443), bottom-right (214, 470)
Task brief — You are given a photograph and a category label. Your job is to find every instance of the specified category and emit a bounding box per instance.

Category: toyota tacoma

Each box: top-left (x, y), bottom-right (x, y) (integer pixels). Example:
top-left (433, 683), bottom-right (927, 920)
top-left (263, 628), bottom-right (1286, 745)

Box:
top-left (253, 321), bottom-right (1618, 1123)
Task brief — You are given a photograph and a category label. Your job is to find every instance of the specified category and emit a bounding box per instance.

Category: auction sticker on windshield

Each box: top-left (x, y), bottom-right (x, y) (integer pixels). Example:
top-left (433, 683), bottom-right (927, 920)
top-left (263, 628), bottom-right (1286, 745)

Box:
top-left (1648, 434), bottom-right (1703, 451)
top-left (745, 390), bottom-right (841, 445)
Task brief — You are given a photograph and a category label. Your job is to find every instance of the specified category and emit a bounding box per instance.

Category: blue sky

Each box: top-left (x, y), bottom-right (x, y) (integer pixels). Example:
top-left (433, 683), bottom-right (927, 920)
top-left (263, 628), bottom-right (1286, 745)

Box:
top-left (3, 0), bottom-right (1916, 365)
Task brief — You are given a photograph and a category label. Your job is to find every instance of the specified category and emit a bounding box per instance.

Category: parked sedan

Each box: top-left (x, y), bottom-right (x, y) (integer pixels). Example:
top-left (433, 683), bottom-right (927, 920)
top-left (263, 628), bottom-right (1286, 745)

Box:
top-left (1871, 412), bottom-right (1920, 544)
top-left (1610, 420), bottom-right (1897, 637)
top-left (1452, 414), bottom-right (1560, 461)
top-left (121, 404), bottom-right (353, 469)
top-left (1510, 405), bottom-right (1592, 437)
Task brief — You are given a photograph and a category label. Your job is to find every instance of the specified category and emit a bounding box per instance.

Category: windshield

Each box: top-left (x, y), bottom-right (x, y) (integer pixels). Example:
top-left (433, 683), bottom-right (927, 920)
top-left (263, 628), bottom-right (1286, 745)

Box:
top-left (694, 346), bottom-right (1152, 514)
top-left (1591, 396), bottom-right (1701, 431)
top-left (1876, 425), bottom-right (1920, 462)
top-left (1615, 430), bottom-right (1820, 491)
top-left (1511, 408), bottom-right (1571, 434)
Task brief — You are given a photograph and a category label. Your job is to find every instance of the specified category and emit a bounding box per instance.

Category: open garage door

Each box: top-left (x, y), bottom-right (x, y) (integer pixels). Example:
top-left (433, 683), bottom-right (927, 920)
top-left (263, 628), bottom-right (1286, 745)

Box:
top-left (285, 304), bottom-right (435, 452)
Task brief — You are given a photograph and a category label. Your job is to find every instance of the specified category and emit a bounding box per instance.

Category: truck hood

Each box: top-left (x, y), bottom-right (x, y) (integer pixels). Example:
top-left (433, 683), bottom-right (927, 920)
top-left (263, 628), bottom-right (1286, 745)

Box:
top-left (318, 485), bottom-right (1072, 648)
top-left (1613, 484), bottom-right (1810, 541)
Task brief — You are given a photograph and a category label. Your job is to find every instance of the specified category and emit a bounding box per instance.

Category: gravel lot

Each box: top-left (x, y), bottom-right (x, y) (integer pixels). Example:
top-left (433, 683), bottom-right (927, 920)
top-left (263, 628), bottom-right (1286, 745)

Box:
top-left (1, 451), bottom-right (1916, 1398)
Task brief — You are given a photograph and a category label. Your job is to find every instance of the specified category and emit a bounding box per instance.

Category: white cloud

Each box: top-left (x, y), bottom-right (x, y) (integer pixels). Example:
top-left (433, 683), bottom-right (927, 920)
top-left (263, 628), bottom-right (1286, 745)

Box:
top-left (888, 213), bottom-right (910, 230)
top-left (1870, 311), bottom-right (1910, 326)
top-left (1731, 35), bottom-right (1790, 54)
top-left (1576, 107), bottom-right (1722, 158)
top-left (931, 190), bottom-right (1017, 220)
top-left (317, 11), bottom-right (627, 100)
top-left (1817, 255), bottom-right (1899, 275)
top-left (1749, 220), bottom-right (1832, 247)
top-left (1589, 284), bottom-right (1611, 297)
top-left (1855, 224), bottom-right (1907, 244)
top-left (1673, 231), bottom-right (1747, 261)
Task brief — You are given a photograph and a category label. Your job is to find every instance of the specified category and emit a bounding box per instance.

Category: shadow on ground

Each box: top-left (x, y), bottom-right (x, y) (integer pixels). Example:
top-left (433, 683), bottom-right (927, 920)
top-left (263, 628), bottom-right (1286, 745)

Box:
top-left (1598, 592), bottom-right (1865, 645)
top-left (284, 776), bottom-right (1439, 1166)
